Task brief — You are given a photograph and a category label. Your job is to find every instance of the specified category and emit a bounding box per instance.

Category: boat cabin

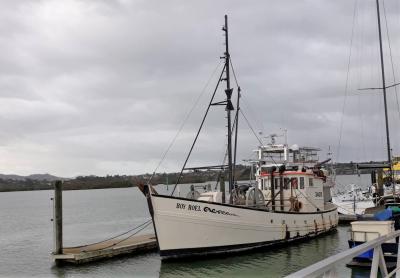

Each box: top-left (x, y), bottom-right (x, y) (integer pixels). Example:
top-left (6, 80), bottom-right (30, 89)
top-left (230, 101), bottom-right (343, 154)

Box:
top-left (254, 143), bottom-right (333, 212)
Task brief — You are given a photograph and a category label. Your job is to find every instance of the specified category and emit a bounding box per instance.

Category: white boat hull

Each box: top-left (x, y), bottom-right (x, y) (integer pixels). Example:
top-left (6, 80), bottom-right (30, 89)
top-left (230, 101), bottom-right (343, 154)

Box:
top-left (332, 196), bottom-right (374, 215)
top-left (149, 194), bottom-right (338, 258)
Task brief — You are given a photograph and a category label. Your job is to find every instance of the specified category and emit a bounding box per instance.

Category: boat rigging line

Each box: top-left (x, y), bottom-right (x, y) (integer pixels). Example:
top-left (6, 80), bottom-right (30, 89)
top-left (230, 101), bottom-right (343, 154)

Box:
top-left (230, 58), bottom-right (241, 186)
top-left (232, 56), bottom-right (278, 183)
top-left (335, 0), bottom-right (358, 170)
top-left (358, 82), bottom-right (400, 91)
top-left (382, 0), bottom-right (400, 125)
top-left (355, 0), bottom-right (396, 189)
top-left (239, 109), bottom-right (264, 146)
top-left (239, 107), bottom-right (281, 166)
top-left (143, 61), bottom-right (223, 187)
top-left (172, 15), bottom-right (237, 196)
top-left (171, 65), bottom-right (226, 195)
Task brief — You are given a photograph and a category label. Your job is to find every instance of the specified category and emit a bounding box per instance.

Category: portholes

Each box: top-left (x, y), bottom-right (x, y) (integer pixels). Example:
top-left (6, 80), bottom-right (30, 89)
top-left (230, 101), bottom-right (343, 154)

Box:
top-left (271, 219), bottom-right (273, 223)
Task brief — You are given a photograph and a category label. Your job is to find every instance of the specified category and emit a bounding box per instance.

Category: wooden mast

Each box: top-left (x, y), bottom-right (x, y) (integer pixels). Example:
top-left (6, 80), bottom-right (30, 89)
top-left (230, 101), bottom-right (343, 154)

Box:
top-left (223, 15), bottom-right (234, 195)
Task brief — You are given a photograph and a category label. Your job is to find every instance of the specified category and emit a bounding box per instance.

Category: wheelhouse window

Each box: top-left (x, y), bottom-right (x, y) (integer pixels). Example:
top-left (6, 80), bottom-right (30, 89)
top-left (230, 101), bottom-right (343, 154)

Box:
top-left (309, 178), bottom-right (314, 187)
top-left (275, 178), bottom-right (280, 189)
top-left (284, 178), bottom-right (289, 190)
top-left (291, 177), bottom-right (298, 189)
top-left (300, 177), bottom-right (305, 189)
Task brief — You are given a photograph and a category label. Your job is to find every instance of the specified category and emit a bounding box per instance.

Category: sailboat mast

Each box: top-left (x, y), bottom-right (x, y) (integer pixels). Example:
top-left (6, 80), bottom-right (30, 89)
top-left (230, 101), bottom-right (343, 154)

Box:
top-left (223, 15), bottom-right (234, 194)
top-left (376, 0), bottom-right (393, 189)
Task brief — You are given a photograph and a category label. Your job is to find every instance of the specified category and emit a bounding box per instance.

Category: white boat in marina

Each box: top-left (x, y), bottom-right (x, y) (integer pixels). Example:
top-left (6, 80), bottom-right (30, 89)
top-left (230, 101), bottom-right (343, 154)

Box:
top-left (139, 15), bottom-right (338, 259)
top-left (332, 184), bottom-right (375, 215)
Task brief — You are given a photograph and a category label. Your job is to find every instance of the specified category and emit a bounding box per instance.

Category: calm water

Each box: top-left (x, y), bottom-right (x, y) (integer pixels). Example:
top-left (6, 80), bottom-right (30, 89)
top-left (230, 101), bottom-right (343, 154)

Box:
top-left (0, 176), bottom-right (372, 277)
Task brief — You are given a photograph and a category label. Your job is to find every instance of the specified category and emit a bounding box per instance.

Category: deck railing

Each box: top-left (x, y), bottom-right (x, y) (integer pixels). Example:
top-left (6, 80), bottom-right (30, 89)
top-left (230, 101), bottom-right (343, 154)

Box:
top-left (286, 230), bottom-right (400, 278)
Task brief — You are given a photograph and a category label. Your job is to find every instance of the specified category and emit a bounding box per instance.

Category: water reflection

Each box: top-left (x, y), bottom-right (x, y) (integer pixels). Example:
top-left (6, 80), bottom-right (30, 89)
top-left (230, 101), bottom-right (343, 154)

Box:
top-left (351, 268), bottom-right (371, 278)
top-left (0, 183), bottom-right (374, 277)
top-left (159, 229), bottom-right (355, 277)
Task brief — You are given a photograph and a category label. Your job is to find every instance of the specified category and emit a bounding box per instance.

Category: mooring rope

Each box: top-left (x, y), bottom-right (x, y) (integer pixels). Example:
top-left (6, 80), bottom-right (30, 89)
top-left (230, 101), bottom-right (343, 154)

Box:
top-left (81, 220), bottom-right (153, 252)
top-left (70, 219), bottom-right (152, 249)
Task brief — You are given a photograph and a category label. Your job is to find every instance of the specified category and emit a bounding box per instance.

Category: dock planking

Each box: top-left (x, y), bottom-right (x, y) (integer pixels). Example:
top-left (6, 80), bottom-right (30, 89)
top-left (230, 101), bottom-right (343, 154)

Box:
top-left (52, 234), bottom-right (157, 264)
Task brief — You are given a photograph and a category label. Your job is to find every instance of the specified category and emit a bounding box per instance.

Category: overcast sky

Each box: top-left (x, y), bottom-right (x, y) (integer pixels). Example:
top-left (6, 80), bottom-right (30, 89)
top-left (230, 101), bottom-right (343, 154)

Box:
top-left (1, 0), bottom-right (400, 177)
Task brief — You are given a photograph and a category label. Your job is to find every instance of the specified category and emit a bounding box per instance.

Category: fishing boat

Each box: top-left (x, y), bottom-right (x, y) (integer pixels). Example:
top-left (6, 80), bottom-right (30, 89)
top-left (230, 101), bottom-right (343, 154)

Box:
top-left (140, 15), bottom-right (338, 259)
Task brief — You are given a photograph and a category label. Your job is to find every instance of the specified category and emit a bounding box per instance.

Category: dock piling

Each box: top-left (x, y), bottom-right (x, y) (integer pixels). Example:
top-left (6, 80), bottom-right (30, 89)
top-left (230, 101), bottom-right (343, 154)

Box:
top-left (51, 182), bottom-right (157, 265)
top-left (54, 180), bottom-right (63, 255)
top-left (220, 174), bottom-right (225, 203)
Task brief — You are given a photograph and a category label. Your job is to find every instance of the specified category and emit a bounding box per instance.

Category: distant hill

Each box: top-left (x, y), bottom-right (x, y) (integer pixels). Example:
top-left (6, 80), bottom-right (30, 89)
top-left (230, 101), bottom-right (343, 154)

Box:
top-left (0, 161), bottom-right (382, 193)
top-left (27, 174), bottom-right (66, 181)
top-left (0, 173), bottom-right (66, 181)
top-left (0, 165), bottom-right (252, 192)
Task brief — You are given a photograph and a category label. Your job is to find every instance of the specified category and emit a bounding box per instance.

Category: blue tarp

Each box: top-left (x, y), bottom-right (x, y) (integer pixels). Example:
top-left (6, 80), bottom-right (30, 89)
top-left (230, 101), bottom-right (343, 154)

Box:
top-left (374, 207), bottom-right (393, 221)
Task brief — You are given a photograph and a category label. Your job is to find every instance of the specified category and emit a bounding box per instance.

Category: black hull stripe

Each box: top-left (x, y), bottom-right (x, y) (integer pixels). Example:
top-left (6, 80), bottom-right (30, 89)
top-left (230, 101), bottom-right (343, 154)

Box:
top-left (152, 194), bottom-right (337, 215)
top-left (160, 227), bottom-right (337, 259)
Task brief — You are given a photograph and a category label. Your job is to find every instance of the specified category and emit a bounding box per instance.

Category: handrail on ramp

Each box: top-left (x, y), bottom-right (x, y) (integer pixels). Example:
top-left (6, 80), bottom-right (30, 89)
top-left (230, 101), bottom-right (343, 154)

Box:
top-left (286, 230), bottom-right (400, 278)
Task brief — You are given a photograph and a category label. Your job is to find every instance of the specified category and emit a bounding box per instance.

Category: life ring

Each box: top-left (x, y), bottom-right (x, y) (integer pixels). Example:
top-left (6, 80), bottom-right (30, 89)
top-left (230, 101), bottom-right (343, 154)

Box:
top-left (290, 198), bottom-right (302, 212)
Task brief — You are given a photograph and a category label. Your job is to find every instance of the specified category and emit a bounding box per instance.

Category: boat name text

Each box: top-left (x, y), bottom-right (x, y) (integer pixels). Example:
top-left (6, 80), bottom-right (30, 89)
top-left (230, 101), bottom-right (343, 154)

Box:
top-left (176, 203), bottom-right (238, 216)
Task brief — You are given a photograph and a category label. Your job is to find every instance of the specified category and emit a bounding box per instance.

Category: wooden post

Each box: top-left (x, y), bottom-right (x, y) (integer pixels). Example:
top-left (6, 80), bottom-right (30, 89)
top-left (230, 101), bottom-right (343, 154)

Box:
top-left (371, 170), bottom-right (377, 184)
top-left (54, 180), bottom-right (63, 255)
top-left (271, 168), bottom-right (275, 211)
top-left (377, 169), bottom-right (384, 197)
top-left (280, 175), bottom-right (284, 211)
top-left (220, 174), bottom-right (225, 204)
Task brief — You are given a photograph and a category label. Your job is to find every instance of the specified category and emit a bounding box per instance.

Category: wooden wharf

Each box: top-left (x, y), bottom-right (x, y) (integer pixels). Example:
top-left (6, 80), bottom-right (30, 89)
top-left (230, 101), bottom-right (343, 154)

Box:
top-left (52, 234), bottom-right (157, 264)
top-left (51, 181), bottom-right (157, 265)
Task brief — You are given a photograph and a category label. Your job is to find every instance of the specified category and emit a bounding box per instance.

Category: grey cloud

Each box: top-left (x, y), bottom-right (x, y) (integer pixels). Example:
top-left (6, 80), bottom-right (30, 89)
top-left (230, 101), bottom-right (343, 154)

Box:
top-left (0, 0), bottom-right (399, 176)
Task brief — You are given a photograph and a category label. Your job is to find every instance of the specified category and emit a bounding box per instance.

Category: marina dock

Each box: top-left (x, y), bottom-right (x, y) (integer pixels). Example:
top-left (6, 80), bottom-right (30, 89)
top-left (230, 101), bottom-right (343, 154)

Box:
top-left (52, 234), bottom-right (157, 264)
top-left (52, 181), bottom-right (157, 265)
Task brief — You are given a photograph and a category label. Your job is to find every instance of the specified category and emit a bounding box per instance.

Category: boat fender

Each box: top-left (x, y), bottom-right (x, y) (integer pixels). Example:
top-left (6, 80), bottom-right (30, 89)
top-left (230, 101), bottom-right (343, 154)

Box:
top-left (285, 225), bottom-right (290, 239)
top-left (293, 201), bottom-right (299, 211)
